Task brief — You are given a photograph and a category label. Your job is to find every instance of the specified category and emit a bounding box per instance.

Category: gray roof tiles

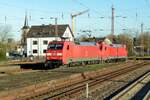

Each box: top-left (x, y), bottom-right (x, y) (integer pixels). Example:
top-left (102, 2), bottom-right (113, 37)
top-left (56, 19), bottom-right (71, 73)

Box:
top-left (27, 24), bottom-right (72, 38)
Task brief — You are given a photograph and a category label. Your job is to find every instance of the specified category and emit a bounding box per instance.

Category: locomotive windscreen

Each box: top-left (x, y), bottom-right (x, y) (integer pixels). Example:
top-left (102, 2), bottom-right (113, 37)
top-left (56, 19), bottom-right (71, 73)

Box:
top-left (47, 44), bottom-right (63, 50)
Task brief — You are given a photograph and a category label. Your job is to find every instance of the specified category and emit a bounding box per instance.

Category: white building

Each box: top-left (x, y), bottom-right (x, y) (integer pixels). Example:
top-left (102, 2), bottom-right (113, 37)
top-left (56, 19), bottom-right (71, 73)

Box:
top-left (26, 24), bottom-right (74, 57)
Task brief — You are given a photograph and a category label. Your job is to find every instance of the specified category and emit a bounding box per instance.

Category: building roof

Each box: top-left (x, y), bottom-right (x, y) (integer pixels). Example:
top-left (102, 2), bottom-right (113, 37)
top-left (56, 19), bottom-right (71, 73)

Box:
top-left (27, 24), bottom-right (74, 38)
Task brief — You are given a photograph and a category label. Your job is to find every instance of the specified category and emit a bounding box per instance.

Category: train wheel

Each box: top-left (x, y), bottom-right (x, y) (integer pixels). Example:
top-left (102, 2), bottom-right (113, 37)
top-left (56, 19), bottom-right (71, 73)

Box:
top-left (96, 60), bottom-right (99, 64)
top-left (67, 63), bottom-right (71, 67)
top-left (44, 63), bottom-right (48, 67)
top-left (85, 61), bottom-right (88, 65)
top-left (81, 62), bottom-right (85, 66)
top-left (55, 64), bottom-right (60, 68)
top-left (45, 63), bottom-right (54, 69)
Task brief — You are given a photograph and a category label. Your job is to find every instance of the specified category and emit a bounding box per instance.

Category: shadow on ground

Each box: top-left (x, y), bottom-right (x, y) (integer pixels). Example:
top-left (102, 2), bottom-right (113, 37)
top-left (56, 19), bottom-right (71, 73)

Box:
top-left (20, 63), bottom-right (54, 70)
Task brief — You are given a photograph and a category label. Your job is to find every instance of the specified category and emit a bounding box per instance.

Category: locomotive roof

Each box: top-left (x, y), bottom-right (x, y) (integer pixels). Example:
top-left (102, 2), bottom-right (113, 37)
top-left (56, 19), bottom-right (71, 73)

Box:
top-left (79, 42), bottom-right (96, 46)
top-left (111, 44), bottom-right (125, 47)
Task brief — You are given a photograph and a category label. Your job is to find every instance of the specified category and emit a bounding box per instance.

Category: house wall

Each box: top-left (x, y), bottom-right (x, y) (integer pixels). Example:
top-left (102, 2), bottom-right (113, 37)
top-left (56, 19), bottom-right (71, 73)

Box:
top-left (26, 26), bottom-right (74, 57)
top-left (62, 27), bottom-right (74, 41)
top-left (27, 37), bottom-right (61, 56)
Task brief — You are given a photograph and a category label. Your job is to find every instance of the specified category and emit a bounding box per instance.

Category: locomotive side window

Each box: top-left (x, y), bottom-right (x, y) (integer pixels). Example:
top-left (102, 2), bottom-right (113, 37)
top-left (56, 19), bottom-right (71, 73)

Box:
top-left (100, 45), bottom-right (103, 50)
top-left (67, 45), bottom-right (69, 50)
top-left (105, 47), bottom-right (107, 51)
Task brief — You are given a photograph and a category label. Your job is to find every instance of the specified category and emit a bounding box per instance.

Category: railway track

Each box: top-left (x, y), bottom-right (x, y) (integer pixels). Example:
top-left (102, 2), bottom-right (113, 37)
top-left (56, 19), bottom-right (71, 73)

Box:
top-left (21, 61), bottom-right (149, 100)
top-left (0, 66), bottom-right (38, 75)
top-left (111, 71), bottom-right (150, 100)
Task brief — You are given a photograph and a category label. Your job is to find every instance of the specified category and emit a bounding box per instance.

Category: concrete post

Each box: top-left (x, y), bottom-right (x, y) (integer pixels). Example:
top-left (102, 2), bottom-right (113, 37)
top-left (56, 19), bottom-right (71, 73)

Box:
top-left (86, 83), bottom-right (89, 98)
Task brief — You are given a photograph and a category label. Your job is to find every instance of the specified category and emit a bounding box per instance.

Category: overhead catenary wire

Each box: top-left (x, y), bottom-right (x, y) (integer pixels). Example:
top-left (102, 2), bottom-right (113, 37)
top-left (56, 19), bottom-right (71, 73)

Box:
top-left (71, 0), bottom-right (107, 37)
top-left (71, 0), bottom-right (105, 16)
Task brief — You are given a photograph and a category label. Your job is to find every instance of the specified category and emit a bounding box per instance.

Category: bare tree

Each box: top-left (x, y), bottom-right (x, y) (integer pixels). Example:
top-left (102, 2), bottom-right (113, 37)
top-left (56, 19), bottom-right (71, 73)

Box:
top-left (0, 25), bottom-right (12, 60)
top-left (79, 34), bottom-right (88, 41)
top-left (0, 25), bottom-right (12, 42)
top-left (137, 32), bottom-right (150, 56)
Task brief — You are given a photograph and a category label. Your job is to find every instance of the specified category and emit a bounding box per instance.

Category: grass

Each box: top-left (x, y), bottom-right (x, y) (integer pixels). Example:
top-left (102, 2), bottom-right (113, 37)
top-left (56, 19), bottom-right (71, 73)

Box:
top-left (0, 59), bottom-right (10, 67)
top-left (0, 50), bottom-right (6, 61)
top-left (0, 70), bottom-right (72, 91)
top-left (56, 63), bottom-right (122, 73)
top-left (72, 64), bottom-right (112, 72)
top-left (137, 56), bottom-right (150, 58)
top-left (129, 56), bottom-right (150, 58)
top-left (0, 62), bottom-right (124, 92)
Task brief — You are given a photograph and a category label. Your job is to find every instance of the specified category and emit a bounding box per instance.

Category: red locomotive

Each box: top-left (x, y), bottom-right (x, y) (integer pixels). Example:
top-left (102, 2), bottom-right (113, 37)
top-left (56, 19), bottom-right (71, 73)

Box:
top-left (45, 41), bottom-right (127, 68)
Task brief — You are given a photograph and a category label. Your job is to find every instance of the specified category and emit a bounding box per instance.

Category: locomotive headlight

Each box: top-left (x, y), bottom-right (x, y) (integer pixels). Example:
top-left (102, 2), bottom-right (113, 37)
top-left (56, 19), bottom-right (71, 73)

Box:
top-left (57, 53), bottom-right (62, 56)
top-left (47, 53), bottom-right (52, 56)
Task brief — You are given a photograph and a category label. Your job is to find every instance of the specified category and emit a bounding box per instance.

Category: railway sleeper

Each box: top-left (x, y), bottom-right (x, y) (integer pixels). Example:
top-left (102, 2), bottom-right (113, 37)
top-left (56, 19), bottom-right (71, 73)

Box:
top-left (55, 62), bottom-right (149, 99)
top-left (17, 62), bottom-right (149, 100)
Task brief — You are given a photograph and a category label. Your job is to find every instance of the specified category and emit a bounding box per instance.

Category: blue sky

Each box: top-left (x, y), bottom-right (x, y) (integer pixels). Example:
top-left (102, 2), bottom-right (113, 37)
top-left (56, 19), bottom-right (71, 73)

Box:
top-left (0, 0), bottom-right (150, 40)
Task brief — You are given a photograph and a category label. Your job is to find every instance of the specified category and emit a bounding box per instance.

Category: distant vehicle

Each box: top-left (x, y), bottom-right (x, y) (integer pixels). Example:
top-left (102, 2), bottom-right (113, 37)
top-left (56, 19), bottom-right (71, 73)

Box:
top-left (45, 41), bottom-right (128, 68)
top-left (7, 51), bottom-right (23, 60)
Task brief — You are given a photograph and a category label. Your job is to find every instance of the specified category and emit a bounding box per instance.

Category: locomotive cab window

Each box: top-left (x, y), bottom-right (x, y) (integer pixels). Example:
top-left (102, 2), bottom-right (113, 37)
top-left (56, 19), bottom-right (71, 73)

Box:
top-left (47, 44), bottom-right (63, 50)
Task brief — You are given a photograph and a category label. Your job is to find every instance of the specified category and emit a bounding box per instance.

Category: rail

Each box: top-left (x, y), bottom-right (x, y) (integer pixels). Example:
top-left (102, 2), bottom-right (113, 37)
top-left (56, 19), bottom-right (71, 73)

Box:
top-left (21, 61), bottom-right (149, 100)
top-left (112, 72), bottom-right (150, 100)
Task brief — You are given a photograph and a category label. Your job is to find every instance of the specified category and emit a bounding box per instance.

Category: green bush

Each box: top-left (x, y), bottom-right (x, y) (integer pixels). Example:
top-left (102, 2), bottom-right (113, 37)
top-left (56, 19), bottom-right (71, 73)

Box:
top-left (0, 50), bottom-right (6, 61)
top-left (0, 43), bottom-right (6, 61)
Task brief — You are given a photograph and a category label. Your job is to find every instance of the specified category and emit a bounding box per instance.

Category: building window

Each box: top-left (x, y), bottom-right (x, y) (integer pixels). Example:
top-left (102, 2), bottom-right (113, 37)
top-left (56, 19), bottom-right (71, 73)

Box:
top-left (33, 41), bottom-right (38, 45)
top-left (33, 49), bottom-right (38, 53)
top-left (43, 49), bottom-right (47, 53)
top-left (43, 40), bottom-right (48, 45)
